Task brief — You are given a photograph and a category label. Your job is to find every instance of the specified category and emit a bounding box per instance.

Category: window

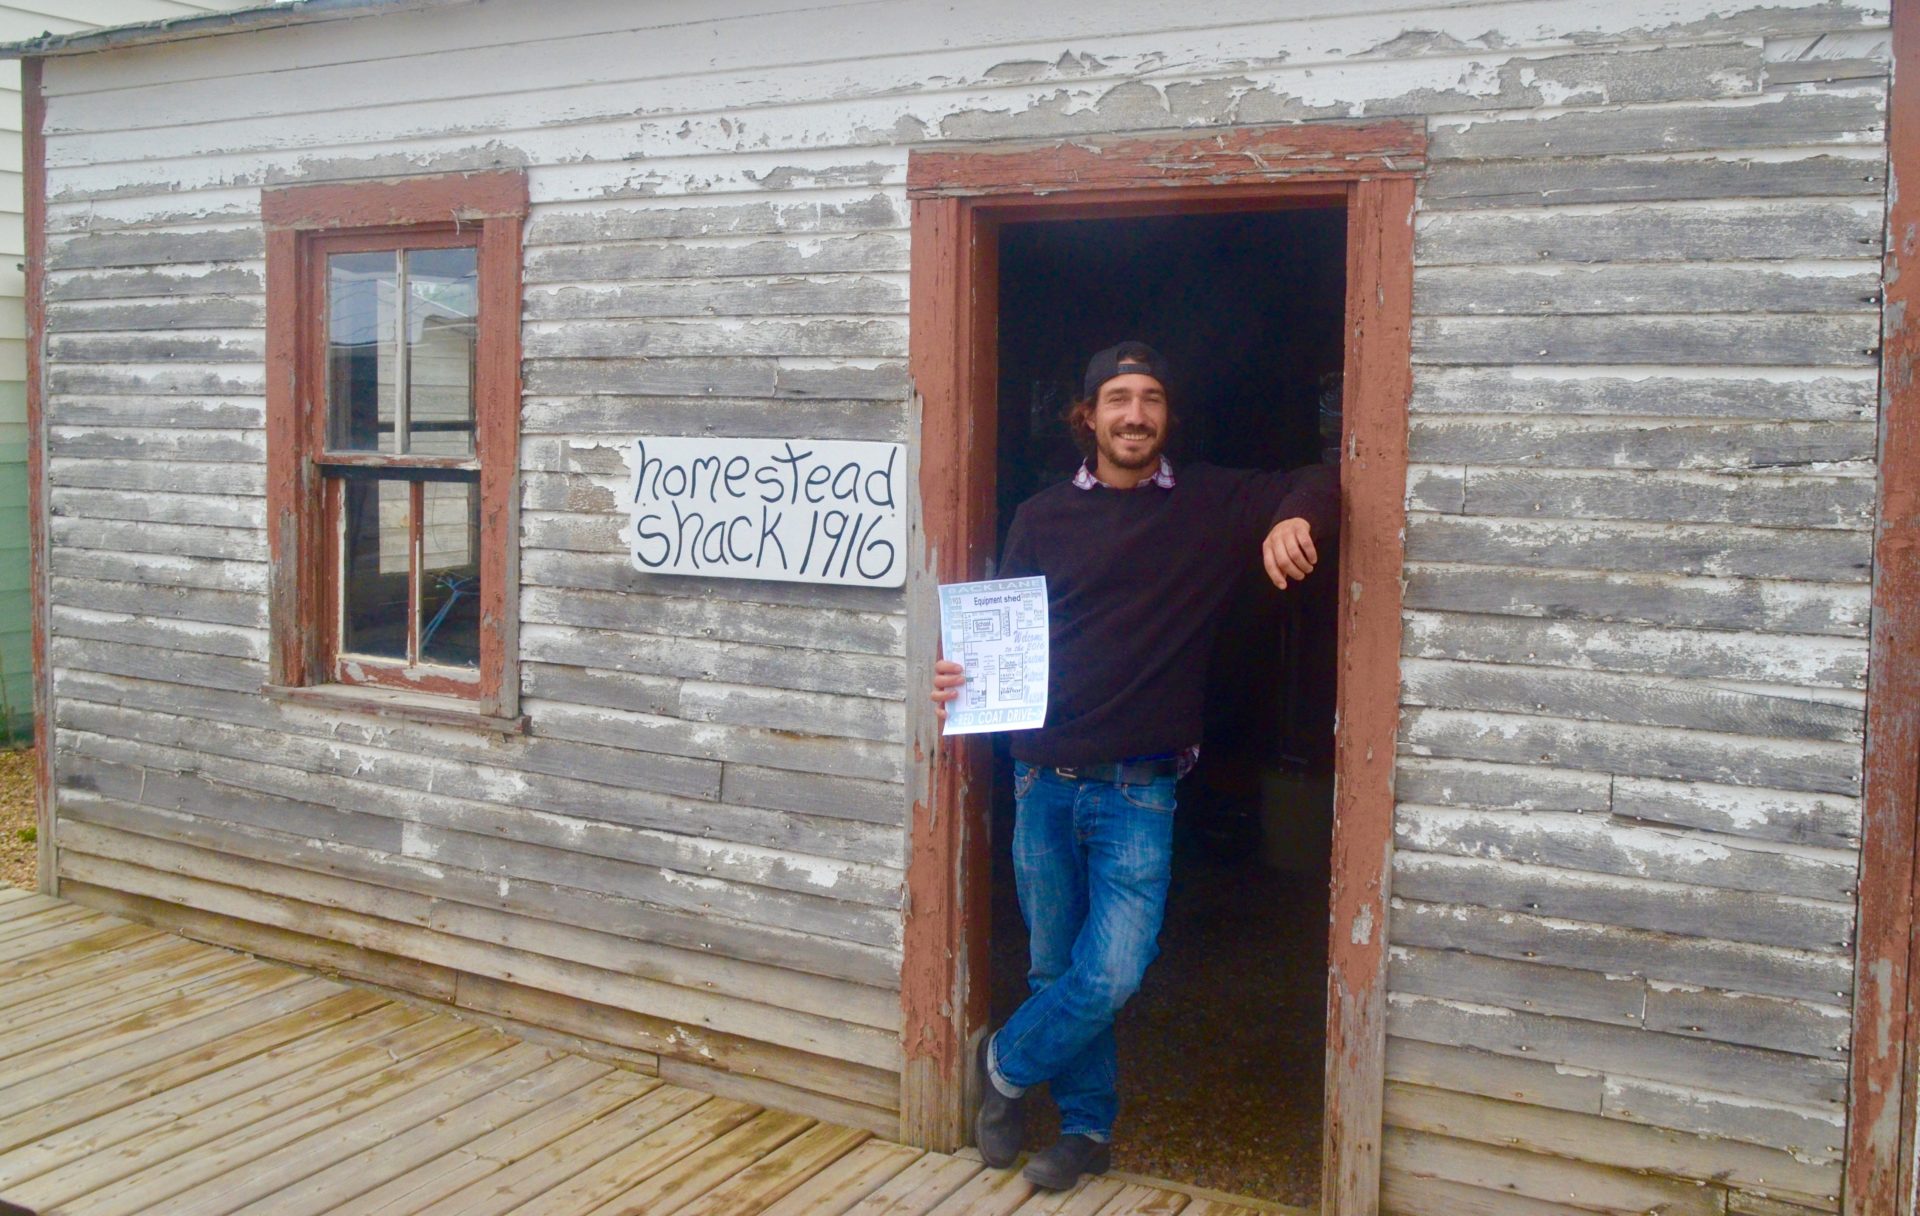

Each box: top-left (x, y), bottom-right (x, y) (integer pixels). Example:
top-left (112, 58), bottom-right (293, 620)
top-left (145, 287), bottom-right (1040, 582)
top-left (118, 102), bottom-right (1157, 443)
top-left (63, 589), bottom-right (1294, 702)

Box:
top-left (263, 173), bottom-right (526, 721)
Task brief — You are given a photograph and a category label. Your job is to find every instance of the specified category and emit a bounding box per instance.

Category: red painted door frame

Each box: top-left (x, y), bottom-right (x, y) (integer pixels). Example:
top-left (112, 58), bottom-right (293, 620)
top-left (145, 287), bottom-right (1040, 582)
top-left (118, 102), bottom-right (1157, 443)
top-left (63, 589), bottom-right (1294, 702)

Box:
top-left (901, 122), bottom-right (1422, 1215)
top-left (1844, 1), bottom-right (1920, 1211)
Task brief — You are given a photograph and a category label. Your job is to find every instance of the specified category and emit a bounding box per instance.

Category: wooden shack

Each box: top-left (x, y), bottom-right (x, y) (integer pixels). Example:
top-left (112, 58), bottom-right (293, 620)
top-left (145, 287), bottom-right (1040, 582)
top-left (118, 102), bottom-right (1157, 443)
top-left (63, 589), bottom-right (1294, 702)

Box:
top-left (9, 0), bottom-right (1920, 1212)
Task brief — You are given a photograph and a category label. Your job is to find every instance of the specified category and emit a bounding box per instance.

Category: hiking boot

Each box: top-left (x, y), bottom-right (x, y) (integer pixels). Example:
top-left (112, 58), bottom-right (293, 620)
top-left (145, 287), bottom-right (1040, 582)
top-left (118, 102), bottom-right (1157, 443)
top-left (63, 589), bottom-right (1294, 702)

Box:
top-left (1022, 1133), bottom-right (1112, 1190)
top-left (974, 1033), bottom-right (1024, 1169)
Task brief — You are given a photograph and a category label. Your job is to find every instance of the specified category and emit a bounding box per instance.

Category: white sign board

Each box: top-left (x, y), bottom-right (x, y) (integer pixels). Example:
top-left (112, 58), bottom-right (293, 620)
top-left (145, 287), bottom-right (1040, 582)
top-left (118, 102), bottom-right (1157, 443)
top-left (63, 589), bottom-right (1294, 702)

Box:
top-left (938, 576), bottom-right (1049, 735)
top-left (621, 437), bottom-right (907, 588)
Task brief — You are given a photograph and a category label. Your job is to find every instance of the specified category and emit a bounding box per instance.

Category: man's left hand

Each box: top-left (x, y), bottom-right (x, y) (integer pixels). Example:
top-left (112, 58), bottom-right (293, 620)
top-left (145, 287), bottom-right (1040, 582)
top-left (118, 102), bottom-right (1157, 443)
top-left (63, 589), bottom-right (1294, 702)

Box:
top-left (1262, 517), bottom-right (1318, 589)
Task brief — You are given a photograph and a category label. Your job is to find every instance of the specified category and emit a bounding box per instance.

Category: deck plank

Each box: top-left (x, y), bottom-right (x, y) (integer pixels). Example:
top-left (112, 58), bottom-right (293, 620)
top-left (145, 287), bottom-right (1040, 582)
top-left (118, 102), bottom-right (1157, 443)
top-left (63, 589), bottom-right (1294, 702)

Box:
top-left (10, 1015), bottom-right (472, 1211)
top-left (1013, 1177), bottom-right (1128, 1215)
top-left (2, 940), bottom-right (247, 1025)
top-left (0, 993), bottom-right (407, 1181)
top-left (0, 893), bottom-right (1279, 1216)
top-left (226, 1054), bottom-right (611, 1216)
top-left (36, 1027), bottom-right (505, 1216)
top-left (0, 949), bottom-right (256, 1055)
top-left (0, 911), bottom-right (132, 962)
top-left (141, 1040), bottom-right (561, 1216)
top-left (0, 966), bottom-right (313, 1087)
top-left (577, 1108), bottom-right (816, 1216)
top-left (674, 1121), bottom-right (873, 1216)
top-left (497, 1095), bottom-right (763, 1215)
top-left (355, 1068), bottom-right (663, 1216)
top-left (921, 1163), bottom-right (1039, 1215)
top-left (0, 975), bottom-right (342, 1113)
top-left (0, 902), bottom-right (96, 941)
top-left (0, 896), bottom-right (54, 923)
top-left (0, 922), bottom-right (165, 980)
top-left (1096, 1185), bottom-right (1192, 1215)
top-left (0, 935), bottom-right (228, 1008)
top-left (841, 1151), bottom-right (986, 1215)
top-left (407, 1083), bottom-right (714, 1216)
top-left (758, 1140), bottom-right (928, 1216)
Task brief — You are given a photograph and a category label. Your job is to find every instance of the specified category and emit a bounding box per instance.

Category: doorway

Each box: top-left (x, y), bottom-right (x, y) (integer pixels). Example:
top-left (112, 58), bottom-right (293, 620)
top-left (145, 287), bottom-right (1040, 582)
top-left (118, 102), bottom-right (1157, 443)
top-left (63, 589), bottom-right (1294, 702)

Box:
top-left (987, 208), bottom-right (1346, 1205)
top-left (903, 126), bottom-right (1420, 1215)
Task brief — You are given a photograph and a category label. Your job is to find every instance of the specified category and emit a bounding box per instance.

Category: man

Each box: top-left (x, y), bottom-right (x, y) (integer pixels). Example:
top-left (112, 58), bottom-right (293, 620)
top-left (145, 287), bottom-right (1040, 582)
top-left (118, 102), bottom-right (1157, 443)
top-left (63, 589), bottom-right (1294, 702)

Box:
top-left (930, 341), bottom-right (1337, 1190)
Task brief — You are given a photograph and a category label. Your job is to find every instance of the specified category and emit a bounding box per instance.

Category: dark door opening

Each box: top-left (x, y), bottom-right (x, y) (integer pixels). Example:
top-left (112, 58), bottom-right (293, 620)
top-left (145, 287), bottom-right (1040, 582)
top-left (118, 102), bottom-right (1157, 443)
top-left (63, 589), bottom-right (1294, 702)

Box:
top-left (987, 207), bottom-right (1347, 1207)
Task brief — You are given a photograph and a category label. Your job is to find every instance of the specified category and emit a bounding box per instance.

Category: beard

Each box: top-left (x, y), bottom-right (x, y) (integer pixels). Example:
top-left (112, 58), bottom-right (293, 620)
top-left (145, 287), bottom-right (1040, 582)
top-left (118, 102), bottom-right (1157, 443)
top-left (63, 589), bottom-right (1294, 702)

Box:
top-left (1096, 426), bottom-right (1163, 471)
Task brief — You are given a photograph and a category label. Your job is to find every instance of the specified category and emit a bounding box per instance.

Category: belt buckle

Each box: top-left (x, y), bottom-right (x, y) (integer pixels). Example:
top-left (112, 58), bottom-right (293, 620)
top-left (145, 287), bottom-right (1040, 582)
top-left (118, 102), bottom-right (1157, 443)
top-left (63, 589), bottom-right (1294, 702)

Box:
top-left (1055, 766), bottom-right (1078, 781)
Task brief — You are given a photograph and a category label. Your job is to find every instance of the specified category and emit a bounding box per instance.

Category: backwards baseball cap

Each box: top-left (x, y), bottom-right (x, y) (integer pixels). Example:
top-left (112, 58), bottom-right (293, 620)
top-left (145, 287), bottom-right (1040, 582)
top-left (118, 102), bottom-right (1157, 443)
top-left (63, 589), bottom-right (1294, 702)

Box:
top-left (1083, 341), bottom-right (1169, 399)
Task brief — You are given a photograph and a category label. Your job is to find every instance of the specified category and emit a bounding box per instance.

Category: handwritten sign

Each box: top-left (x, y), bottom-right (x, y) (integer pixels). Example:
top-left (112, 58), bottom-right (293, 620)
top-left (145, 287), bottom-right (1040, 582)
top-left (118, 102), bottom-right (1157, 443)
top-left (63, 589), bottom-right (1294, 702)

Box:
top-left (620, 437), bottom-right (906, 587)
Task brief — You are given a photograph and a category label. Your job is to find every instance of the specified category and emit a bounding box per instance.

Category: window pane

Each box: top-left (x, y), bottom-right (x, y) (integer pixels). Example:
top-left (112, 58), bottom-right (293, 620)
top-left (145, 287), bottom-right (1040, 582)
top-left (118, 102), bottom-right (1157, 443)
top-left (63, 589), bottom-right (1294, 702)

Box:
top-left (405, 247), bottom-right (477, 457)
top-left (418, 478), bottom-right (480, 668)
top-left (327, 251), bottom-right (398, 453)
top-left (342, 478), bottom-right (411, 660)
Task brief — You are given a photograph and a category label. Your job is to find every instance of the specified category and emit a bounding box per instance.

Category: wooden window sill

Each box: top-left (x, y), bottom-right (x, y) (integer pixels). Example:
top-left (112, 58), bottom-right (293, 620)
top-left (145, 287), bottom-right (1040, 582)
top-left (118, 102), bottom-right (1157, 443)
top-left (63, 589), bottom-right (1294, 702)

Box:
top-left (263, 683), bottom-right (528, 736)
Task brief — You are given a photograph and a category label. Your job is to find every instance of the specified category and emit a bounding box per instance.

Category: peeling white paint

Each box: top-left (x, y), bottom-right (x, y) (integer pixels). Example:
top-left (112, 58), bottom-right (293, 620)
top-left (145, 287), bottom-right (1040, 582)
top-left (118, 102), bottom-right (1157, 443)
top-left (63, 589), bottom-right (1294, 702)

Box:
top-left (36, 0), bottom-right (1904, 1177)
top-left (1351, 903), bottom-right (1375, 946)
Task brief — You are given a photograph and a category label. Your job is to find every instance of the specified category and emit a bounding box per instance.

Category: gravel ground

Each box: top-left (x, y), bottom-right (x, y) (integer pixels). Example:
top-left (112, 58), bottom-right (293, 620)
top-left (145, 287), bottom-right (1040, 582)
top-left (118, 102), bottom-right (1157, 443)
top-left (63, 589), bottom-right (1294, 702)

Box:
top-left (0, 746), bottom-right (38, 890)
top-left (991, 813), bottom-right (1329, 1208)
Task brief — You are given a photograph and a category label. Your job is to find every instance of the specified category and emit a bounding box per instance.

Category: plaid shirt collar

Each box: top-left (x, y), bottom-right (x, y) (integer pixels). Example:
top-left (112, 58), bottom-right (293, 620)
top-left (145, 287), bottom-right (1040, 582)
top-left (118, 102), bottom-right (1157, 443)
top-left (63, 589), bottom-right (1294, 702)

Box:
top-left (1072, 456), bottom-right (1176, 491)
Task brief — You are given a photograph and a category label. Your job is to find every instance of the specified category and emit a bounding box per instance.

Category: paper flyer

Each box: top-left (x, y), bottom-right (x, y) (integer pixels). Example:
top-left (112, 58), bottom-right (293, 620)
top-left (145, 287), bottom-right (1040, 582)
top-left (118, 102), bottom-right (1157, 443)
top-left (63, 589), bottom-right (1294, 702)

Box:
top-left (938, 576), bottom-right (1049, 735)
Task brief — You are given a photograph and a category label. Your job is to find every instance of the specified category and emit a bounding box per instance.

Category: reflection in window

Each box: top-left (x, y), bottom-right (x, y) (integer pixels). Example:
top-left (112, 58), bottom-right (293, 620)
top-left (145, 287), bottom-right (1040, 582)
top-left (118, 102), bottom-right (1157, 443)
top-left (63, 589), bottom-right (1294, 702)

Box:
top-left (406, 247), bottom-right (477, 458)
top-left (326, 251), bottom-right (397, 453)
top-left (326, 246), bottom-right (477, 456)
top-left (419, 479), bottom-right (480, 668)
top-left (342, 478), bottom-right (410, 660)
top-left (324, 243), bottom-right (483, 675)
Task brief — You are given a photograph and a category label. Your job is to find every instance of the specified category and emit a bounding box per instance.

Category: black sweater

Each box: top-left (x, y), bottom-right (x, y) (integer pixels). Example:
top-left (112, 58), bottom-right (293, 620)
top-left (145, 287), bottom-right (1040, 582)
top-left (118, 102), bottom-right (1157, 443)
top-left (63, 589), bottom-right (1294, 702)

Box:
top-left (999, 461), bottom-right (1339, 767)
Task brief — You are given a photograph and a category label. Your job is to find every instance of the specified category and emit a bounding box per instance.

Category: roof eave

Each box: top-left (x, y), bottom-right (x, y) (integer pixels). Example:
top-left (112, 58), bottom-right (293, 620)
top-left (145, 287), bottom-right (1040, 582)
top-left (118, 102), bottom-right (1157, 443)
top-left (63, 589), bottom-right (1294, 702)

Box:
top-left (0, 0), bottom-right (464, 60)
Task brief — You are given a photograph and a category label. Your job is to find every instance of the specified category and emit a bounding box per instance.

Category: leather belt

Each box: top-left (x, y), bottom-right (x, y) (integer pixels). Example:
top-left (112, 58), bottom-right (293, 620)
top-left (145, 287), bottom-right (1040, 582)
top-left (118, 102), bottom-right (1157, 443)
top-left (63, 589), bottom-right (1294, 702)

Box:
top-left (1049, 758), bottom-right (1180, 785)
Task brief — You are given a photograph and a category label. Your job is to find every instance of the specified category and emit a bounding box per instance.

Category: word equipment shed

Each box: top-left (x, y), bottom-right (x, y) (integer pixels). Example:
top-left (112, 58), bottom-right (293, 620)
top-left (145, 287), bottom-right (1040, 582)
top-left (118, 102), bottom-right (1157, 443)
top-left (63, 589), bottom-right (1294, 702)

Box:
top-left (12, 1), bottom-right (1920, 1214)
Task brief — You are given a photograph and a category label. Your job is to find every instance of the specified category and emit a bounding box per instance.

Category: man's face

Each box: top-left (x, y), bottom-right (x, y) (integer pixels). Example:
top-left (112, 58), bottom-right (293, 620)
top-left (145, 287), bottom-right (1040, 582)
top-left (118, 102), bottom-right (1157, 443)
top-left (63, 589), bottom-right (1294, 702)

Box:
top-left (1091, 373), bottom-right (1169, 472)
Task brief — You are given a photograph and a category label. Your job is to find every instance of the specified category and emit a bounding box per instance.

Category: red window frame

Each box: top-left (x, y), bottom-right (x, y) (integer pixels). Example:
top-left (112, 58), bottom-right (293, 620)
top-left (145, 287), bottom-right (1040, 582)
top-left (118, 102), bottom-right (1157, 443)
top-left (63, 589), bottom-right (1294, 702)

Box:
top-left (263, 172), bottom-right (527, 715)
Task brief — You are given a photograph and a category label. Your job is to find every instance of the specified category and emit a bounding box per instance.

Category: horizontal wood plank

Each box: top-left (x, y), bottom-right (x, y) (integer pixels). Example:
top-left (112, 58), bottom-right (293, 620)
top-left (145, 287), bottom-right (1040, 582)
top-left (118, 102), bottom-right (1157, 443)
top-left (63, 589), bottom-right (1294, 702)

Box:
top-left (1417, 201), bottom-right (1882, 265)
top-left (1408, 370), bottom-right (1874, 420)
top-left (1383, 1126), bottom-right (1720, 1216)
top-left (1602, 1075), bottom-right (1845, 1164)
top-left (1408, 419), bottom-right (1876, 472)
top-left (1403, 564), bottom-right (1869, 637)
top-left (1401, 610), bottom-right (1869, 690)
top-left (1412, 314), bottom-right (1879, 366)
top-left (1401, 707), bottom-right (1863, 796)
top-left (1430, 91), bottom-right (1884, 160)
top-left (1395, 804), bottom-right (1857, 902)
top-left (1389, 897), bottom-right (1851, 1007)
top-left (1400, 656), bottom-right (1865, 745)
top-left (1385, 1082), bottom-right (1839, 1199)
top-left (1391, 850), bottom-right (1854, 952)
top-left (1444, 467), bottom-right (1876, 531)
top-left (1414, 263), bottom-right (1881, 317)
top-left (1383, 152), bottom-right (1883, 210)
top-left (1387, 994), bottom-right (1848, 1107)
top-left (1384, 1035), bottom-right (1602, 1115)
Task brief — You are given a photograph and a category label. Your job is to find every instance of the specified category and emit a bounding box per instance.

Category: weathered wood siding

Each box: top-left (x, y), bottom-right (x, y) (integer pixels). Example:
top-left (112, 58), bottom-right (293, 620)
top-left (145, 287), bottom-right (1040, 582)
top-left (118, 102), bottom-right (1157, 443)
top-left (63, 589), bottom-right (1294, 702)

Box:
top-left (32, 0), bottom-right (1892, 1198)
top-left (0, 1), bottom-right (254, 743)
top-left (1390, 16), bottom-right (1890, 1212)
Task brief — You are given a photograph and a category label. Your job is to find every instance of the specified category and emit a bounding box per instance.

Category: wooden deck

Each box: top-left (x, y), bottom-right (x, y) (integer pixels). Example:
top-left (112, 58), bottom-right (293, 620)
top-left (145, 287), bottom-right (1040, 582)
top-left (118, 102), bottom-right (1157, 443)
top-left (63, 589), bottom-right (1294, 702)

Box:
top-left (0, 887), bottom-right (1295, 1216)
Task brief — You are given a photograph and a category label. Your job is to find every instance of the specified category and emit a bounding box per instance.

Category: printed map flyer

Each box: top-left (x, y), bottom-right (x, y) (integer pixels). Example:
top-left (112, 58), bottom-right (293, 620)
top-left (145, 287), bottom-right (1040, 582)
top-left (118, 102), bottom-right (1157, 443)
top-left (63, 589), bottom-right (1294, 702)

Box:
top-left (938, 576), bottom-right (1049, 735)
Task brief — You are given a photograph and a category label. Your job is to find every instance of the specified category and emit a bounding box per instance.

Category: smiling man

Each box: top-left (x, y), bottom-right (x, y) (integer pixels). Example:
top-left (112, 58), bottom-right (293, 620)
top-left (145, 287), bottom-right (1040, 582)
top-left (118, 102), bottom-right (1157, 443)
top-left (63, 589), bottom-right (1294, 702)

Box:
top-left (931, 340), bottom-right (1338, 1189)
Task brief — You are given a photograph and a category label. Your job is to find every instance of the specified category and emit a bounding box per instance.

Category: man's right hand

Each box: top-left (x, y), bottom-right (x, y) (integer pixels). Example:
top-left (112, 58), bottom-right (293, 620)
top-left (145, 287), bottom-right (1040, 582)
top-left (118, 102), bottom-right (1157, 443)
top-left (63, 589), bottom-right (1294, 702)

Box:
top-left (930, 658), bottom-right (966, 725)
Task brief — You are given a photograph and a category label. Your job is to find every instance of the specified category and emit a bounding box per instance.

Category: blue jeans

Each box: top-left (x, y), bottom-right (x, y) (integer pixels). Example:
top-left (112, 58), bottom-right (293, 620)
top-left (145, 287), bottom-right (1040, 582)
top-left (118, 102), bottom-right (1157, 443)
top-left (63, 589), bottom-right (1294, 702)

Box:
top-left (989, 760), bottom-right (1176, 1140)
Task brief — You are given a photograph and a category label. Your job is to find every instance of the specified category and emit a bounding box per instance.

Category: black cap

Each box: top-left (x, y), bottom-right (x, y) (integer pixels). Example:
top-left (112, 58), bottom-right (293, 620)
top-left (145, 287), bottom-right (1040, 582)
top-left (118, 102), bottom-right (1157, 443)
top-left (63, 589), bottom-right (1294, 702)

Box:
top-left (1083, 341), bottom-right (1169, 399)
